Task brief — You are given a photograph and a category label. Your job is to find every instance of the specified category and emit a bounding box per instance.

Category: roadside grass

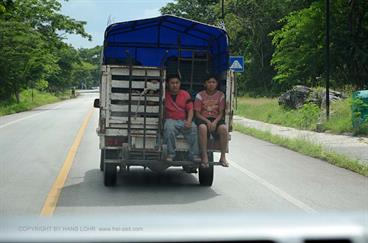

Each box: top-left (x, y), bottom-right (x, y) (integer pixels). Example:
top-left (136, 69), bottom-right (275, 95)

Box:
top-left (323, 98), bottom-right (353, 134)
top-left (0, 89), bottom-right (72, 116)
top-left (235, 97), bottom-right (319, 130)
top-left (235, 96), bottom-right (367, 136)
top-left (234, 123), bottom-right (368, 177)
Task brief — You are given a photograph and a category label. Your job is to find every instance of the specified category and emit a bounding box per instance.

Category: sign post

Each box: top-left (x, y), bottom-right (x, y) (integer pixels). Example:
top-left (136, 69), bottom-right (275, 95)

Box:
top-left (325, 0), bottom-right (330, 120)
top-left (229, 56), bottom-right (244, 110)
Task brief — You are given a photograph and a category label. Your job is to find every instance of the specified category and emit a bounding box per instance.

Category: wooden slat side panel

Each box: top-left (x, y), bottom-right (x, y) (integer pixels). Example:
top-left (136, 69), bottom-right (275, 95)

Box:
top-left (106, 66), bottom-right (111, 127)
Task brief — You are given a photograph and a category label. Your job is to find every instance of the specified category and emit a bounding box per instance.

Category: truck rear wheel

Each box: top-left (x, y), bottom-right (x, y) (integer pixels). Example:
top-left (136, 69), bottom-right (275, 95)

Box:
top-left (100, 149), bottom-right (105, 171)
top-left (199, 152), bottom-right (214, 186)
top-left (104, 163), bottom-right (117, 187)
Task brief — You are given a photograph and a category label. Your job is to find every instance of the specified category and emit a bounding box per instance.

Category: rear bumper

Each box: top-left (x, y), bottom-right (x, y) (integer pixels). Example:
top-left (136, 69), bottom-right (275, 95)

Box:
top-left (104, 159), bottom-right (222, 167)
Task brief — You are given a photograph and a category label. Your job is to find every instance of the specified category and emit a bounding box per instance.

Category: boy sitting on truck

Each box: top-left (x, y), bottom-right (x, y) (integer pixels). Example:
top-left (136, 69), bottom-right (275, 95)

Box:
top-left (164, 74), bottom-right (201, 163)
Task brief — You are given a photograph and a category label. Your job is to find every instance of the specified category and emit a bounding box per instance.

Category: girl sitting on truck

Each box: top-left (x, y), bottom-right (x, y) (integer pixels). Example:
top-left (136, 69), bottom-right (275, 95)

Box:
top-left (194, 75), bottom-right (229, 168)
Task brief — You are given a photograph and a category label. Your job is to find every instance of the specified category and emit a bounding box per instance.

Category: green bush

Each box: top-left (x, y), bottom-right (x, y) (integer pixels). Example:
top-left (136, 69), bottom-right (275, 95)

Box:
top-left (298, 103), bottom-right (320, 130)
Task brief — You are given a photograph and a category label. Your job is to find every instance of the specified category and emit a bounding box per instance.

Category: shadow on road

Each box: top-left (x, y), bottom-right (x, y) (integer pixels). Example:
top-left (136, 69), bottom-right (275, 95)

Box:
top-left (57, 168), bottom-right (219, 208)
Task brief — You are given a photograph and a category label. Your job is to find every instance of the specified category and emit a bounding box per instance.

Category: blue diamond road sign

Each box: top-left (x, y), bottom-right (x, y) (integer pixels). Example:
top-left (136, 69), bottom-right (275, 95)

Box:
top-left (229, 56), bottom-right (244, 72)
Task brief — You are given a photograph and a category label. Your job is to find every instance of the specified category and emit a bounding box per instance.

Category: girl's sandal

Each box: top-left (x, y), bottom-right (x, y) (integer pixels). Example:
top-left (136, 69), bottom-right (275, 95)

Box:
top-left (219, 159), bottom-right (229, 167)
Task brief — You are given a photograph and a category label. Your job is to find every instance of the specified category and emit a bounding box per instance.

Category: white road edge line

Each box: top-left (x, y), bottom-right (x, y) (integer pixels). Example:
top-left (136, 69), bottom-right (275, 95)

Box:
top-left (228, 158), bottom-right (317, 213)
top-left (0, 104), bottom-right (63, 129)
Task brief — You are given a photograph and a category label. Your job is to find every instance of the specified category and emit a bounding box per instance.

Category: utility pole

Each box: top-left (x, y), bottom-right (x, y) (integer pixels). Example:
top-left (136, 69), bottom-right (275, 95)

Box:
top-left (221, 0), bottom-right (224, 19)
top-left (325, 0), bottom-right (330, 120)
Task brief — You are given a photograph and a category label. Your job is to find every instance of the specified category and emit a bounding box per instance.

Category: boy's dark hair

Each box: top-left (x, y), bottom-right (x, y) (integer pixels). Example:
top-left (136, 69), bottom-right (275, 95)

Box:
top-left (166, 74), bottom-right (181, 82)
top-left (204, 74), bottom-right (218, 82)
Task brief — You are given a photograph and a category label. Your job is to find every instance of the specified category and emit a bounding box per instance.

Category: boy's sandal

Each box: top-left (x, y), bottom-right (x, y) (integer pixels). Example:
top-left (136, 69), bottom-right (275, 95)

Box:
top-left (200, 161), bottom-right (209, 168)
top-left (219, 159), bottom-right (229, 167)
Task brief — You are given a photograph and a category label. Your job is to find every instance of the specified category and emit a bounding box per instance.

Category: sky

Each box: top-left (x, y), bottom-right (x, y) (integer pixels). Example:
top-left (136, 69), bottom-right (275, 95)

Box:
top-left (60, 0), bottom-right (173, 49)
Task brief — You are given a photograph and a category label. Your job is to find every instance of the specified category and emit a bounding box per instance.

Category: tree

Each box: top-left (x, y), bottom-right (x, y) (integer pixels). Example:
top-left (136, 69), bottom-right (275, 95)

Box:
top-left (72, 61), bottom-right (96, 89)
top-left (47, 44), bottom-right (80, 92)
top-left (76, 46), bottom-right (102, 87)
top-left (332, 0), bottom-right (368, 89)
top-left (160, 0), bottom-right (219, 25)
top-left (271, 2), bottom-right (325, 88)
top-left (0, 20), bottom-right (57, 102)
top-left (160, 0), bottom-right (315, 95)
top-left (271, 0), bottom-right (368, 90)
top-left (2, 0), bottom-right (91, 43)
top-left (0, 0), bottom-right (92, 101)
top-left (0, 0), bottom-right (13, 15)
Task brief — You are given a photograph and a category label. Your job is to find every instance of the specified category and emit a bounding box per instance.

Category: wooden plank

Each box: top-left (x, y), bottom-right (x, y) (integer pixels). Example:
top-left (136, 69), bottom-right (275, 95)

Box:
top-left (105, 129), bottom-right (128, 136)
top-left (132, 136), bottom-right (156, 149)
top-left (110, 67), bottom-right (129, 76)
top-left (107, 65), bottom-right (160, 70)
top-left (110, 67), bottom-right (160, 77)
top-left (130, 130), bottom-right (157, 135)
top-left (109, 116), bottom-right (159, 124)
top-left (128, 69), bottom-right (159, 77)
top-left (176, 138), bottom-right (190, 151)
top-left (104, 128), bottom-right (157, 135)
top-left (101, 127), bottom-right (157, 138)
top-left (111, 80), bottom-right (160, 90)
top-left (146, 69), bottom-right (161, 77)
top-left (110, 93), bottom-right (159, 102)
top-left (110, 104), bottom-right (159, 113)
top-left (108, 123), bottom-right (158, 129)
top-left (110, 129), bottom-right (157, 135)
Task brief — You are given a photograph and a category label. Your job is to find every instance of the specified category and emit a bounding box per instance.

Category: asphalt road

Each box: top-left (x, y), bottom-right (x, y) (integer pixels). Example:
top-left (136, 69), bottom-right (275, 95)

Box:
top-left (1, 92), bottom-right (367, 217)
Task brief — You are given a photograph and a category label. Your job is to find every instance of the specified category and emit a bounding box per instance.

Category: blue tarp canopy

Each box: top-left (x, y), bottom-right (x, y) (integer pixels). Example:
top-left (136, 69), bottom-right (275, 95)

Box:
top-left (103, 15), bottom-right (229, 73)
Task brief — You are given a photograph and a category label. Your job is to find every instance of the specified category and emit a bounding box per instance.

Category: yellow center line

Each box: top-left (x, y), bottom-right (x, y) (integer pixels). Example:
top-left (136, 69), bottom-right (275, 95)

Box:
top-left (40, 108), bottom-right (94, 216)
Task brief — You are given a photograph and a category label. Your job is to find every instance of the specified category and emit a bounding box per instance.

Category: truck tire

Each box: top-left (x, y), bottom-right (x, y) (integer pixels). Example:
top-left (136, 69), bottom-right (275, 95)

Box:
top-left (122, 143), bottom-right (129, 160)
top-left (199, 152), bottom-right (214, 186)
top-left (160, 144), bottom-right (168, 161)
top-left (100, 149), bottom-right (105, 171)
top-left (104, 163), bottom-right (117, 187)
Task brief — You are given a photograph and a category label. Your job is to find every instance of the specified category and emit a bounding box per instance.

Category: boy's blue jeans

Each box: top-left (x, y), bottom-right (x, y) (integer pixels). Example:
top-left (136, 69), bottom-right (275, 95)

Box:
top-left (163, 119), bottom-right (199, 159)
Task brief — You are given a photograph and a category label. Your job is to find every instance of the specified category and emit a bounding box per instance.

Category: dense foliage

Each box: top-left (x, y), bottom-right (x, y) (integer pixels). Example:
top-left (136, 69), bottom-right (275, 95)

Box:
top-left (0, 0), bottom-right (101, 103)
top-left (1, 0), bottom-right (366, 102)
top-left (161, 0), bottom-right (368, 96)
